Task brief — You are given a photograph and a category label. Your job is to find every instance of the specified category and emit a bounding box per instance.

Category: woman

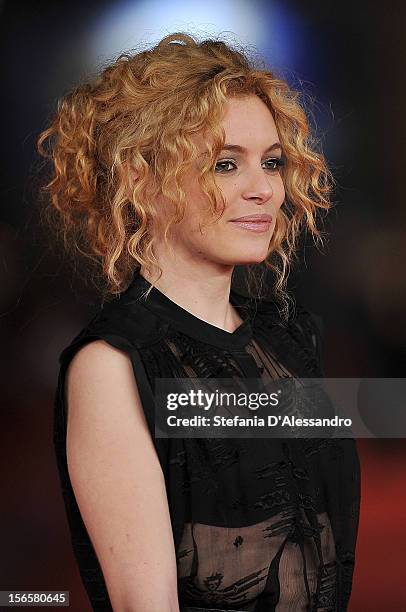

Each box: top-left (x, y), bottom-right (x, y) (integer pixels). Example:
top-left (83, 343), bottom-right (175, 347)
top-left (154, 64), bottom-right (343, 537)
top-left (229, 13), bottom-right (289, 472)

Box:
top-left (38, 32), bottom-right (360, 611)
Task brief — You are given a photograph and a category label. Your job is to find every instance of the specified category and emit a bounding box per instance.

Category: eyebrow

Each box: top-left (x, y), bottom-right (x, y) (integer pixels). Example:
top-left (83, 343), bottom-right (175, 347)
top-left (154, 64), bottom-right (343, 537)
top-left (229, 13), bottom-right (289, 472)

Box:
top-left (220, 142), bottom-right (283, 154)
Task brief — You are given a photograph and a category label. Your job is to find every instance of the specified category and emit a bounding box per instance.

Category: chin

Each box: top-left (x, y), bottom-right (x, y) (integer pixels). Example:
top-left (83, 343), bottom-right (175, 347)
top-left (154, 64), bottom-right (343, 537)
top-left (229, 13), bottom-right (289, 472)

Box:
top-left (239, 245), bottom-right (270, 263)
top-left (227, 249), bottom-right (270, 266)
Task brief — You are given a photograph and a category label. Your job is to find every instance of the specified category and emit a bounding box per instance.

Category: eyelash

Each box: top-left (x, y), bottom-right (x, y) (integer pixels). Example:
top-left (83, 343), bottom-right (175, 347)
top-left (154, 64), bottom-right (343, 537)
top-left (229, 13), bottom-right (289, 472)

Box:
top-left (214, 156), bottom-right (286, 174)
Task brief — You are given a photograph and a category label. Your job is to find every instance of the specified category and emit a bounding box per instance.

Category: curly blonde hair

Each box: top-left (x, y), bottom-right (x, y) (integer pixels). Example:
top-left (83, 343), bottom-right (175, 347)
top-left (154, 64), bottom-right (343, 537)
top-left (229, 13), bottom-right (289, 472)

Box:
top-left (37, 31), bottom-right (334, 313)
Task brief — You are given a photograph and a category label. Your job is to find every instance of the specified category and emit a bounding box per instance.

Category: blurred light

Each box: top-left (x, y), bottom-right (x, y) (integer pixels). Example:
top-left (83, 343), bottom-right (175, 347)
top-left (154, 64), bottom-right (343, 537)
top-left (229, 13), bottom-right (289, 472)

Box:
top-left (86, 0), bottom-right (303, 74)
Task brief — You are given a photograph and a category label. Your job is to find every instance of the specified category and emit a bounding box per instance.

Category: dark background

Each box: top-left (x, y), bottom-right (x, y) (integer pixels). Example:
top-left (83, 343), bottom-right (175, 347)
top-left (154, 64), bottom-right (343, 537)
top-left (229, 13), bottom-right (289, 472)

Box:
top-left (1, 0), bottom-right (405, 610)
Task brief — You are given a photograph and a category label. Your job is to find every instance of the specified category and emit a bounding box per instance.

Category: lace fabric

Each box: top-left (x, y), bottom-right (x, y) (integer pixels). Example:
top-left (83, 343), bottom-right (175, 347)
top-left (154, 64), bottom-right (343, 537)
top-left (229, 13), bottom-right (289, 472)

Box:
top-left (53, 272), bottom-right (360, 611)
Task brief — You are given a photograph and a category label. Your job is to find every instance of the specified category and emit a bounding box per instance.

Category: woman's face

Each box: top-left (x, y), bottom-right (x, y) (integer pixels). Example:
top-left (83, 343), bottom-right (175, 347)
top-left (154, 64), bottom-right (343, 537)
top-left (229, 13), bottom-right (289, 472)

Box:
top-left (156, 94), bottom-right (286, 268)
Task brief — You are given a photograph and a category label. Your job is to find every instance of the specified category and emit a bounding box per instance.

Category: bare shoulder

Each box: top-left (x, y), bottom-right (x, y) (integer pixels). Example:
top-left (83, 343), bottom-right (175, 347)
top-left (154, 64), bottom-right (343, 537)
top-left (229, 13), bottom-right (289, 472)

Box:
top-left (66, 338), bottom-right (136, 397)
top-left (66, 339), bottom-right (147, 435)
top-left (68, 339), bottom-right (132, 382)
top-left (65, 337), bottom-right (153, 462)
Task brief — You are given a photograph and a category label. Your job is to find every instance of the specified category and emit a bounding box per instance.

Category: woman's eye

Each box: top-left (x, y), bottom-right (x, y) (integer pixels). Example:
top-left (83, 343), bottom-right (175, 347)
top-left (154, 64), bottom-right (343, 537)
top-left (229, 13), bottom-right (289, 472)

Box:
top-left (214, 157), bottom-right (286, 174)
top-left (264, 157), bottom-right (286, 171)
top-left (214, 160), bottom-right (236, 173)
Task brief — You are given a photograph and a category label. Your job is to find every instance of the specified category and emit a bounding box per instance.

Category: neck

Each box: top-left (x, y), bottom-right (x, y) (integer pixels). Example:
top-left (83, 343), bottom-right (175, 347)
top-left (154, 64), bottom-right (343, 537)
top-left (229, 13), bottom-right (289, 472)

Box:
top-left (139, 245), bottom-right (243, 333)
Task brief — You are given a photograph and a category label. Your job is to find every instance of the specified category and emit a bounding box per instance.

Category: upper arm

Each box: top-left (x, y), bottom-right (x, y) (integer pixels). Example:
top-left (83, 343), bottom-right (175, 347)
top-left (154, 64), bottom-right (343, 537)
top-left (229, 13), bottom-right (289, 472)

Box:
top-left (65, 339), bottom-right (179, 612)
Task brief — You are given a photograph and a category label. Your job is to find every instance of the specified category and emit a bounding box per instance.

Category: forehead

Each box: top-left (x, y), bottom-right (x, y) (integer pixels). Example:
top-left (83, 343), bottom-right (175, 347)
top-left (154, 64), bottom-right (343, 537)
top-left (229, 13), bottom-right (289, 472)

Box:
top-left (195, 94), bottom-right (279, 153)
top-left (221, 95), bottom-right (278, 139)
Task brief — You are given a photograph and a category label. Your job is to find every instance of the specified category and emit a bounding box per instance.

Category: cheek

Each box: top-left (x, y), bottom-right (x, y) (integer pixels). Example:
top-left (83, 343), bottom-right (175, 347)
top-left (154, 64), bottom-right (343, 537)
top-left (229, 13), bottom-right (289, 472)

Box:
top-left (216, 180), bottom-right (236, 204)
top-left (176, 199), bottom-right (213, 237)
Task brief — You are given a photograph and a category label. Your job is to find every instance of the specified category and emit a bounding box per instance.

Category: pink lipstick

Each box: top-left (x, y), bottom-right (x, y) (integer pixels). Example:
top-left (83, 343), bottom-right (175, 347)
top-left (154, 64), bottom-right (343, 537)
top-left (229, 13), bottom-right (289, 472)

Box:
top-left (229, 213), bottom-right (273, 233)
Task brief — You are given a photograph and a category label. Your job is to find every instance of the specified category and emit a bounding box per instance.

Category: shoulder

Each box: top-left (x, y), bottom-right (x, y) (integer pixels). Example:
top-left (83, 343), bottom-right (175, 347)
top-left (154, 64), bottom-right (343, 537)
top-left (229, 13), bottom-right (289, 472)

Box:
top-left (234, 286), bottom-right (323, 335)
top-left (54, 291), bottom-right (169, 468)
top-left (251, 292), bottom-right (323, 337)
top-left (84, 291), bottom-right (168, 349)
top-left (66, 338), bottom-right (131, 377)
top-left (285, 302), bottom-right (324, 352)
top-left (64, 340), bottom-right (148, 438)
top-left (65, 339), bottom-right (139, 413)
top-left (247, 292), bottom-right (325, 377)
top-left (58, 291), bottom-right (168, 370)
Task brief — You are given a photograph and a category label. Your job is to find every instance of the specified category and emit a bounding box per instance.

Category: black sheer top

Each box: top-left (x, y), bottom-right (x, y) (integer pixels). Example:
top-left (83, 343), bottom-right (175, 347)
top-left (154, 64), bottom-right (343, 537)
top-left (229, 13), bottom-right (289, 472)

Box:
top-left (53, 271), bottom-right (361, 611)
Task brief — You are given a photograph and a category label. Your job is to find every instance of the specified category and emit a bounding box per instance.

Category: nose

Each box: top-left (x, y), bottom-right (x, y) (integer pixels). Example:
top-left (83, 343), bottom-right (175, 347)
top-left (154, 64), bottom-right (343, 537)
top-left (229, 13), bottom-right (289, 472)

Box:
top-left (241, 166), bottom-right (274, 203)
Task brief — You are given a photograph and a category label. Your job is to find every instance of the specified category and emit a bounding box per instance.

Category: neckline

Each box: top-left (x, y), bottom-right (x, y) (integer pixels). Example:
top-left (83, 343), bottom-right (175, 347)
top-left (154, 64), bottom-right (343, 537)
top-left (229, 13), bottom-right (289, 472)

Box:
top-left (126, 271), bottom-right (254, 349)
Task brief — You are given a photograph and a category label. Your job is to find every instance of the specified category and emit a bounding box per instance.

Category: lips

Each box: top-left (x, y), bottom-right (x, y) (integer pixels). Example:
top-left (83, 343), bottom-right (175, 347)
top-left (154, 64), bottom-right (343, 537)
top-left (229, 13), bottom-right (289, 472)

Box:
top-left (230, 214), bottom-right (273, 223)
top-left (229, 214), bottom-right (273, 234)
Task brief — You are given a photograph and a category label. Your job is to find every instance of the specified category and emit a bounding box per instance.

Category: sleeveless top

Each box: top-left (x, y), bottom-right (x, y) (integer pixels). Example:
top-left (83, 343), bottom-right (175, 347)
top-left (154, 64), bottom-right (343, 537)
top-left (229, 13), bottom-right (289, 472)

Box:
top-left (53, 271), bottom-right (361, 612)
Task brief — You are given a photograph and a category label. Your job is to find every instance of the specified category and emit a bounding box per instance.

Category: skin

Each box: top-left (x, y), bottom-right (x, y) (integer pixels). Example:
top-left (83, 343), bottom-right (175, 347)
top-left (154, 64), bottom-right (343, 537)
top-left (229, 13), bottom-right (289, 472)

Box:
top-left (140, 94), bottom-right (286, 332)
